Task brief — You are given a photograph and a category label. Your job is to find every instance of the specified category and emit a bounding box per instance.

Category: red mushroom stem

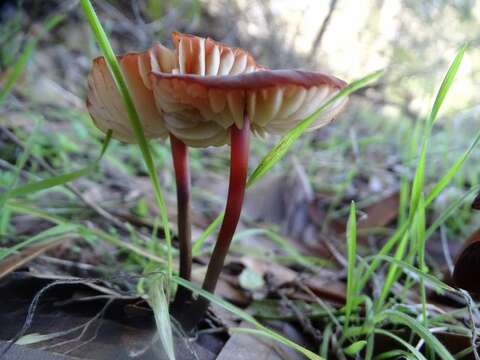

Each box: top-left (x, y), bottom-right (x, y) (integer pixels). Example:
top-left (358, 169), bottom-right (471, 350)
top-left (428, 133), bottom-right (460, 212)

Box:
top-left (181, 114), bottom-right (250, 330)
top-left (170, 134), bottom-right (193, 309)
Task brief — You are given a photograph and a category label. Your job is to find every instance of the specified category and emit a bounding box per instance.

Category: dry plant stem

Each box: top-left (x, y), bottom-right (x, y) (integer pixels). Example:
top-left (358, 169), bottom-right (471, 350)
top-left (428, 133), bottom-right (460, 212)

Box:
top-left (181, 115), bottom-right (250, 330)
top-left (170, 134), bottom-right (193, 308)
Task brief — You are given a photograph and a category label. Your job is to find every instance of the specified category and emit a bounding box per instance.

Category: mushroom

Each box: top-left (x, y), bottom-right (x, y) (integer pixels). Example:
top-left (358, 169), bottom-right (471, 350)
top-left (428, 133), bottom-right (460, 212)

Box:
top-left (86, 32), bottom-right (264, 313)
top-left (86, 32), bottom-right (348, 330)
top-left (149, 60), bottom-right (347, 330)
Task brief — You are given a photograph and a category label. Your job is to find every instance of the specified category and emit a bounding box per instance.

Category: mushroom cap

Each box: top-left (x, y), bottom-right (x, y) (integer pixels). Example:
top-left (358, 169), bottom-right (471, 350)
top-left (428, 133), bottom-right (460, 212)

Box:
top-left (86, 32), bottom-right (348, 147)
top-left (86, 49), bottom-right (171, 143)
top-left (149, 69), bottom-right (348, 147)
top-left (86, 33), bottom-right (263, 144)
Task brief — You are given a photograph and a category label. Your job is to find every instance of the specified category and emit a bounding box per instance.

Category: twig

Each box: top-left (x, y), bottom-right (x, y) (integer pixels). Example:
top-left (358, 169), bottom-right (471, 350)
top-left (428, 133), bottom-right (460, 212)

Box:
top-left (308, 0), bottom-right (339, 60)
top-left (440, 226), bottom-right (454, 274)
top-left (0, 279), bottom-right (103, 357)
top-left (52, 298), bottom-right (114, 354)
top-left (278, 290), bottom-right (322, 342)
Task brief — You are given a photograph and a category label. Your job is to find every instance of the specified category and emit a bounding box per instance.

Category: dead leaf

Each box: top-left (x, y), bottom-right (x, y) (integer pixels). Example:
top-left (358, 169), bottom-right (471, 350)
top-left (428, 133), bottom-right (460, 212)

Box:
top-left (357, 192), bottom-right (399, 231)
top-left (0, 237), bottom-right (69, 279)
top-left (240, 257), bottom-right (297, 285)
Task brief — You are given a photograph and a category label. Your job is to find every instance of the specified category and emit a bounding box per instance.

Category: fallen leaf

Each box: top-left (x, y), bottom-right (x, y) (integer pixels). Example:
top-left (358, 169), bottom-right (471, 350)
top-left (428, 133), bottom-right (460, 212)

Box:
top-left (0, 237), bottom-right (69, 279)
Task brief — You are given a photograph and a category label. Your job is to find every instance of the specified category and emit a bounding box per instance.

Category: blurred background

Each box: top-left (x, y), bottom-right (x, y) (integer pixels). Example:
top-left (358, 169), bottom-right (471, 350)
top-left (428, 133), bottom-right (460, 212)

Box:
top-left (1, 0), bottom-right (480, 286)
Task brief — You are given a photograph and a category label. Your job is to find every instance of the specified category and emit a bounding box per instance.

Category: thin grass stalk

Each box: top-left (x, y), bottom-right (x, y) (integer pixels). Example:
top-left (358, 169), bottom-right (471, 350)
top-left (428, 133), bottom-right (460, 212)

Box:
top-left (79, 0), bottom-right (172, 281)
top-left (343, 201), bottom-right (357, 333)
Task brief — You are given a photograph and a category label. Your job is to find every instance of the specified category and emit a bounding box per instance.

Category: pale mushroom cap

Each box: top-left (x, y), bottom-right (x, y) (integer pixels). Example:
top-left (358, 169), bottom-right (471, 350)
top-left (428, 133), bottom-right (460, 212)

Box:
top-left (86, 52), bottom-right (169, 143)
top-left (149, 69), bottom-right (348, 147)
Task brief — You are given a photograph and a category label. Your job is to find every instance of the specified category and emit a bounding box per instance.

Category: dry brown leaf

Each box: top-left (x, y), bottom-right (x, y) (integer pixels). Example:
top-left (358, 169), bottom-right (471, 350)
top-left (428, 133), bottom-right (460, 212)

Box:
top-left (0, 237), bottom-right (69, 279)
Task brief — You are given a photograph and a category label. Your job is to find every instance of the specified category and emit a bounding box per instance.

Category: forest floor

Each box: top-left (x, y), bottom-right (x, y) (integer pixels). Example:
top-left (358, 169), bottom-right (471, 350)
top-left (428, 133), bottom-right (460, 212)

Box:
top-left (1, 1), bottom-right (480, 359)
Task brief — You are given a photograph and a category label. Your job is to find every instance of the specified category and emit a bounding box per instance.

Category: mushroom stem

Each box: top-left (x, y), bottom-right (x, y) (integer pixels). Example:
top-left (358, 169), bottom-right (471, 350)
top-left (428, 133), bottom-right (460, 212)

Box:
top-left (170, 134), bottom-right (193, 309)
top-left (181, 114), bottom-right (250, 330)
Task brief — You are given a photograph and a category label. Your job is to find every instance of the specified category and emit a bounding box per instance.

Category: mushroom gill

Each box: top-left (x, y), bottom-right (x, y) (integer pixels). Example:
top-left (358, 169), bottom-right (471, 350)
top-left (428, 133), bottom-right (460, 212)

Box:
top-left (149, 69), bottom-right (348, 146)
top-left (86, 47), bottom-right (174, 142)
top-left (171, 31), bottom-right (260, 76)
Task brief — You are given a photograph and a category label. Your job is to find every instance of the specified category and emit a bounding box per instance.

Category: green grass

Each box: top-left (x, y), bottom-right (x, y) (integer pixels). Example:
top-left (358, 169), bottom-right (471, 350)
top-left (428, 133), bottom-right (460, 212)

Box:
top-left (343, 201), bottom-right (358, 333)
top-left (1, 2), bottom-right (479, 359)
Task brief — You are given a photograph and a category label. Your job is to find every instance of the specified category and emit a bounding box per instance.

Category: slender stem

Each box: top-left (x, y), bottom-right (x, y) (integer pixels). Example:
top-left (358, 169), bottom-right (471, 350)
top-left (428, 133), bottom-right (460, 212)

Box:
top-left (180, 114), bottom-right (250, 330)
top-left (202, 120), bottom-right (250, 293)
top-left (170, 134), bottom-right (193, 308)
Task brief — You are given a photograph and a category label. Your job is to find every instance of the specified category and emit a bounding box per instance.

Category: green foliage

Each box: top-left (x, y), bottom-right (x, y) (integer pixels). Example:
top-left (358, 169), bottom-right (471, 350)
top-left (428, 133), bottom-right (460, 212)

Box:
top-left (0, 15), bottom-right (63, 106)
top-left (344, 201), bottom-right (358, 332)
top-left (1, 2), bottom-right (479, 358)
top-left (6, 131), bottom-right (111, 198)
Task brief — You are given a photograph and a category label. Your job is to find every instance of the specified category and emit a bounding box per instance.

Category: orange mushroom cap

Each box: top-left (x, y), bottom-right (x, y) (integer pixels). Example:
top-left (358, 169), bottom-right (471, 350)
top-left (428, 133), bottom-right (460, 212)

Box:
top-left (149, 69), bottom-right (348, 147)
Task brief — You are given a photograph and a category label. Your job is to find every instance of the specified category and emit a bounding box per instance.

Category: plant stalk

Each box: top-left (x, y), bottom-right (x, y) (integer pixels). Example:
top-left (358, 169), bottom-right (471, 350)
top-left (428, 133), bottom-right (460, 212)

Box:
top-left (170, 134), bottom-right (193, 310)
top-left (180, 115), bottom-right (250, 330)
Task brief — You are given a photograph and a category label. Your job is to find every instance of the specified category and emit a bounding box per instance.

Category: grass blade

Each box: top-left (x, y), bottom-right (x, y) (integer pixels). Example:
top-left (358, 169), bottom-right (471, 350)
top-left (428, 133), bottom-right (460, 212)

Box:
top-left (425, 187), bottom-right (478, 240)
top-left (7, 131), bottom-right (111, 198)
top-left (415, 194), bottom-right (427, 325)
top-left (374, 329), bottom-right (427, 360)
top-left (6, 202), bottom-right (167, 264)
top-left (428, 45), bottom-right (467, 125)
top-left (79, 0), bottom-right (172, 278)
top-left (365, 254), bottom-right (457, 293)
top-left (0, 224), bottom-right (75, 261)
top-left (410, 44), bottom-right (466, 216)
top-left (359, 45), bottom-right (467, 294)
top-left (192, 212), bottom-right (223, 255)
top-left (0, 15), bottom-right (63, 106)
top-left (376, 310), bottom-right (455, 360)
top-left (425, 128), bottom-right (480, 207)
top-left (344, 201), bottom-right (357, 332)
